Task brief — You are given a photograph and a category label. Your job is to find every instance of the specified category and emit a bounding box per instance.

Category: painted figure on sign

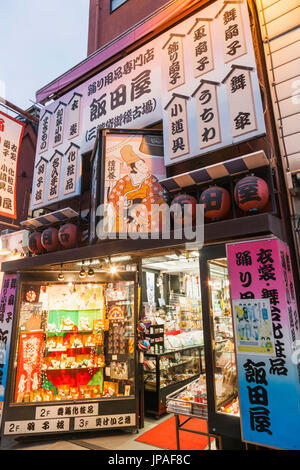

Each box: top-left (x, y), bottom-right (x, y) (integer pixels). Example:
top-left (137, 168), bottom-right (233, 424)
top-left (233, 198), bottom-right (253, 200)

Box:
top-left (106, 144), bottom-right (164, 232)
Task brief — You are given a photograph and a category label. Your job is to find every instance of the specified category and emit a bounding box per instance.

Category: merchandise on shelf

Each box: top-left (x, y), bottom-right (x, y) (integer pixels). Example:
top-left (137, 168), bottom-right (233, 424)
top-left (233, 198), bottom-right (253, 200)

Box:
top-left (14, 281), bottom-right (136, 404)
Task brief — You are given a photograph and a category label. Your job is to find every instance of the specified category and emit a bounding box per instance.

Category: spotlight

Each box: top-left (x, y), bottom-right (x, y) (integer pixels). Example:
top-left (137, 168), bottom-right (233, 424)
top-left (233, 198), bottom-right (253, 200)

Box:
top-left (79, 262), bottom-right (86, 279)
top-left (58, 265), bottom-right (64, 281)
top-left (110, 265), bottom-right (118, 274)
top-left (88, 267), bottom-right (95, 278)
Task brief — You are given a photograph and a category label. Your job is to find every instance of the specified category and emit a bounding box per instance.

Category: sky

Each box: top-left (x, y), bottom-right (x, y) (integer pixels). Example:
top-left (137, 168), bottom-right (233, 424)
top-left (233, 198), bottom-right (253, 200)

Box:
top-left (0, 0), bottom-right (89, 111)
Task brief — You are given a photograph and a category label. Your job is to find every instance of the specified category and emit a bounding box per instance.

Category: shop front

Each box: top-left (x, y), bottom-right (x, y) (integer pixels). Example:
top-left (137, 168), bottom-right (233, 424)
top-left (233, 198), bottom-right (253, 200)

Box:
top-left (0, 202), bottom-right (293, 449)
top-left (1, 0), bottom-right (299, 451)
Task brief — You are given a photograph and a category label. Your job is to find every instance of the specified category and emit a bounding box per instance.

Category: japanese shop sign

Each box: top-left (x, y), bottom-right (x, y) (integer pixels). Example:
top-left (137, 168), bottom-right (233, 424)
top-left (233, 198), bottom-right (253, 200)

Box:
top-left (0, 274), bottom-right (17, 417)
top-left (4, 418), bottom-right (70, 435)
top-left (74, 413), bottom-right (136, 431)
top-left (31, 0), bottom-right (265, 209)
top-left (89, 130), bottom-right (166, 241)
top-left (0, 111), bottom-right (25, 218)
top-left (227, 238), bottom-right (300, 450)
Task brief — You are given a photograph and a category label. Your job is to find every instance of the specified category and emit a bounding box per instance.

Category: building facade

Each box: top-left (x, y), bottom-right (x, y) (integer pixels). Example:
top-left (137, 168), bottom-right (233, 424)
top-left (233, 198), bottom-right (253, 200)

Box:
top-left (0, 0), bottom-right (299, 451)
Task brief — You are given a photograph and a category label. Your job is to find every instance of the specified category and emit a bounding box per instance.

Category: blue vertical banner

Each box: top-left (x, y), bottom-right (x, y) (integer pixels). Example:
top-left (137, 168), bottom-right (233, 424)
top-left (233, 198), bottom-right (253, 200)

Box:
top-left (227, 238), bottom-right (300, 450)
top-left (0, 274), bottom-right (17, 422)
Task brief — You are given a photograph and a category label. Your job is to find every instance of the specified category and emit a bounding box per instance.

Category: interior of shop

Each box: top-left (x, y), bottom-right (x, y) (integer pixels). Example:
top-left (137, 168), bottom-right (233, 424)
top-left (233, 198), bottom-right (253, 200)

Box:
top-left (11, 250), bottom-right (239, 418)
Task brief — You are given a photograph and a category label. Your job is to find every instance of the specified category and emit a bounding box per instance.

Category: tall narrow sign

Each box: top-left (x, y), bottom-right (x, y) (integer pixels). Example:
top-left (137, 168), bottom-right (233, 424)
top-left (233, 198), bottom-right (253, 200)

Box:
top-left (222, 65), bottom-right (258, 138)
top-left (226, 238), bottom-right (300, 450)
top-left (188, 18), bottom-right (214, 78)
top-left (216, 0), bottom-right (247, 63)
top-left (162, 34), bottom-right (186, 91)
top-left (0, 274), bottom-right (17, 423)
top-left (165, 94), bottom-right (190, 160)
top-left (0, 111), bottom-right (25, 219)
top-left (192, 80), bottom-right (221, 149)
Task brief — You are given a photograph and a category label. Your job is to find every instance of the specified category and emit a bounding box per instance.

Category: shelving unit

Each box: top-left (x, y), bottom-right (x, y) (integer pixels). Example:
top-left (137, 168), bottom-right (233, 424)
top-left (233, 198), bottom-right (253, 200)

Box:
top-left (144, 345), bottom-right (204, 418)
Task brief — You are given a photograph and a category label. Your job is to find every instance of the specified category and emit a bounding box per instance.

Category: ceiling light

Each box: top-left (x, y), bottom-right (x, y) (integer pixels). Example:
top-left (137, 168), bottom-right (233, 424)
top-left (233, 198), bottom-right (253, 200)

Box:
top-left (88, 267), bottom-right (95, 277)
top-left (79, 262), bottom-right (86, 278)
top-left (58, 264), bottom-right (64, 281)
top-left (110, 265), bottom-right (118, 274)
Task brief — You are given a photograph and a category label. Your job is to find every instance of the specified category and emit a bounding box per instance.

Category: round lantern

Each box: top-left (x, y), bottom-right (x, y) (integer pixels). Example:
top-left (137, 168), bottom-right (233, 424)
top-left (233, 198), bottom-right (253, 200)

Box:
top-left (171, 194), bottom-right (198, 226)
top-left (200, 186), bottom-right (231, 220)
top-left (234, 175), bottom-right (269, 213)
top-left (138, 322), bottom-right (147, 334)
top-left (138, 339), bottom-right (150, 352)
top-left (41, 227), bottom-right (59, 252)
top-left (58, 223), bottom-right (77, 248)
top-left (28, 231), bottom-right (43, 254)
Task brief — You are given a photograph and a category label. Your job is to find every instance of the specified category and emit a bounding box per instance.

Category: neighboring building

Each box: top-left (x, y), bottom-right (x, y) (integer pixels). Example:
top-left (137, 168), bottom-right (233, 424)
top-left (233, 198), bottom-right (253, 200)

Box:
top-left (87, 0), bottom-right (171, 55)
top-left (0, 106), bottom-right (38, 234)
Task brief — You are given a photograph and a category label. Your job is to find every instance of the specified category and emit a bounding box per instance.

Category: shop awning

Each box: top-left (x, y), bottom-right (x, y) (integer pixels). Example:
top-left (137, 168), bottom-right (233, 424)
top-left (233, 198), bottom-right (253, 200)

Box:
top-left (160, 151), bottom-right (270, 192)
top-left (20, 208), bottom-right (79, 231)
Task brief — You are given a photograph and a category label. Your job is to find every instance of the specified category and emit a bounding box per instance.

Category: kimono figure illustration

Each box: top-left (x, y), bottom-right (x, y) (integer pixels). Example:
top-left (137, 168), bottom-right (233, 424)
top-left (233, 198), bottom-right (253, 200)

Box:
top-left (106, 144), bottom-right (165, 233)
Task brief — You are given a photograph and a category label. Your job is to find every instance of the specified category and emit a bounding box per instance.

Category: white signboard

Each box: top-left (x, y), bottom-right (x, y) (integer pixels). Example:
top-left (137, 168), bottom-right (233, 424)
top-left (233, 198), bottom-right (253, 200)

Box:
top-left (4, 418), bottom-right (70, 435)
top-left (74, 413), bottom-right (136, 430)
top-left (0, 111), bottom-right (25, 218)
top-left (35, 403), bottom-right (98, 419)
top-left (31, 0), bottom-right (265, 209)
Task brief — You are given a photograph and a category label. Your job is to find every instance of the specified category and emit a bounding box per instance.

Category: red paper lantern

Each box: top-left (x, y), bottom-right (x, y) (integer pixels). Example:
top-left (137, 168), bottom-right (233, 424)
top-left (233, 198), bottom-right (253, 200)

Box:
top-left (234, 175), bottom-right (269, 213)
top-left (171, 194), bottom-right (198, 226)
top-left (41, 227), bottom-right (59, 252)
top-left (200, 186), bottom-right (231, 219)
top-left (28, 232), bottom-right (43, 254)
top-left (58, 223), bottom-right (77, 248)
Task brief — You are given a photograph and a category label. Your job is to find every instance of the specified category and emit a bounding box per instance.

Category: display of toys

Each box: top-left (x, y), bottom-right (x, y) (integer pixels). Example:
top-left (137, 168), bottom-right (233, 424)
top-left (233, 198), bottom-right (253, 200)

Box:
top-left (79, 317), bottom-right (90, 330)
top-left (60, 316), bottom-right (76, 331)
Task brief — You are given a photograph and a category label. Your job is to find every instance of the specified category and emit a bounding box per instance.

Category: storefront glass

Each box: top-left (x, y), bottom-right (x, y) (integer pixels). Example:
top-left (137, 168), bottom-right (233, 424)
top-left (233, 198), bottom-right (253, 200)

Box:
top-left (13, 280), bottom-right (136, 403)
top-left (207, 258), bottom-right (239, 416)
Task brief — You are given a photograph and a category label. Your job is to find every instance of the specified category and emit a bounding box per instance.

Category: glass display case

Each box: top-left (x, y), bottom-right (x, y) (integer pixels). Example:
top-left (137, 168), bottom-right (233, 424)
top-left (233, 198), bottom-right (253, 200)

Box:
top-left (207, 259), bottom-right (239, 416)
top-left (144, 345), bottom-right (204, 418)
top-left (13, 280), bottom-right (136, 403)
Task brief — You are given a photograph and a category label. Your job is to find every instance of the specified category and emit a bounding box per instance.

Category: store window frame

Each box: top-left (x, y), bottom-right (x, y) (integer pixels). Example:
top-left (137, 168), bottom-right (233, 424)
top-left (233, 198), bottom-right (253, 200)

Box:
top-left (110, 0), bottom-right (128, 13)
top-left (200, 243), bottom-right (242, 441)
top-left (5, 270), bottom-right (140, 408)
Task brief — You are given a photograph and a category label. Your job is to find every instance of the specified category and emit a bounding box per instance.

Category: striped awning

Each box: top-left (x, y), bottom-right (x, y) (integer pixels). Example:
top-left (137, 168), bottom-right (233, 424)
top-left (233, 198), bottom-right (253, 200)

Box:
top-left (21, 208), bottom-right (79, 230)
top-left (160, 151), bottom-right (270, 192)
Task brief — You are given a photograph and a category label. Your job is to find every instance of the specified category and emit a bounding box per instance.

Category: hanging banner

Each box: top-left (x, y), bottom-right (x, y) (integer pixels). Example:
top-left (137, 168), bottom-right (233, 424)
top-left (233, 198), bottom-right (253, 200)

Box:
top-left (0, 111), bottom-right (25, 219)
top-left (15, 331), bottom-right (44, 403)
top-left (0, 274), bottom-right (17, 422)
top-left (226, 238), bottom-right (300, 450)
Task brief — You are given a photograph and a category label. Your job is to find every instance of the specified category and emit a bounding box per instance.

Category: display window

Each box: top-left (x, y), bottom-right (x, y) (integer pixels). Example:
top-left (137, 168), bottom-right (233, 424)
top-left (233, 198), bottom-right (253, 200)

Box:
top-left (207, 259), bottom-right (240, 416)
top-left (13, 280), bottom-right (136, 404)
top-left (141, 250), bottom-right (204, 416)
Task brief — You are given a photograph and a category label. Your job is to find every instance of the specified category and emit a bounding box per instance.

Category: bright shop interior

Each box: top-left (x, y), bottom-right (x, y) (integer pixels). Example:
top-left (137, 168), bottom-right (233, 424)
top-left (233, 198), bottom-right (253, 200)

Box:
top-left (12, 250), bottom-right (239, 417)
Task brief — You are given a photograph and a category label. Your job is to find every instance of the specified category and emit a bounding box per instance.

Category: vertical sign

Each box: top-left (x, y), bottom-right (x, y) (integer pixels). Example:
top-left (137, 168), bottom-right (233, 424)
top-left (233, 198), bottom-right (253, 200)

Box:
top-left (38, 110), bottom-right (52, 154)
top-left (162, 34), bottom-right (186, 91)
top-left (63, 143), bottom-right (80, 196)
top-left (0, 111), bottom-right (25, 219)
top-left (53, 102), bottom-right (66, 147)
top-left (216, 0), bottom-right (247, 63)
top-left (222, 65), bottom-right (258, 138)
top-left (188, 18), bottom-right (214, 78)
top-left (0, 274), bottom-right (17, 422)
top-left (192, 80), bottom-right (221, 149)
top-left (68, 93), bottom-right (82, 140)
top-left (227, 238), bottom-right (300, 450)
top-left (48, 150), bottom-right (62, 201)
top-left (165, 94), bottom-right (190, 160)
top-left (32, 157), bottom-right (47, 207)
